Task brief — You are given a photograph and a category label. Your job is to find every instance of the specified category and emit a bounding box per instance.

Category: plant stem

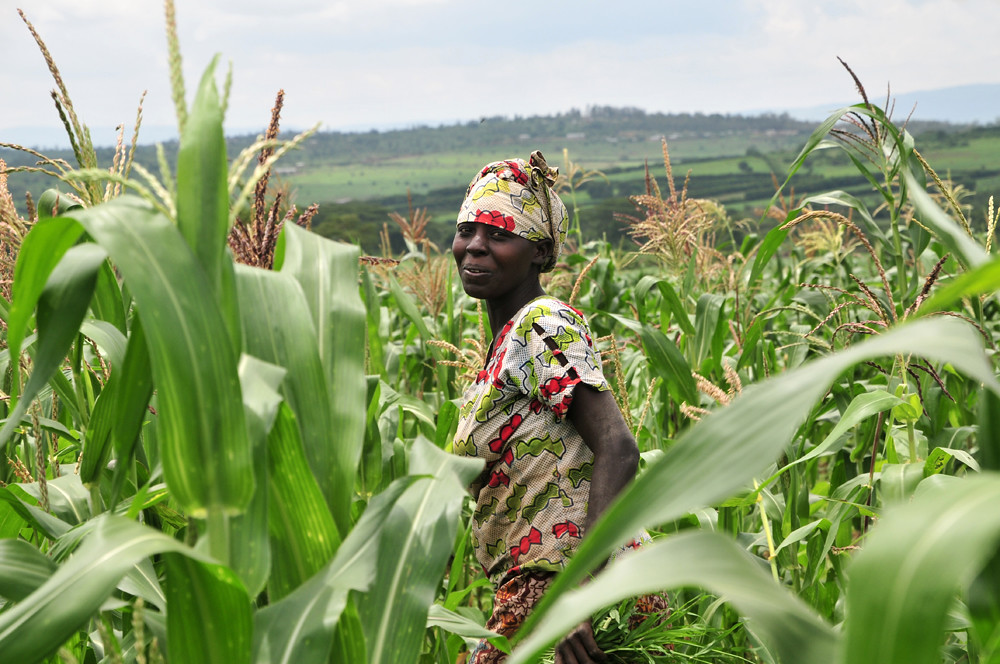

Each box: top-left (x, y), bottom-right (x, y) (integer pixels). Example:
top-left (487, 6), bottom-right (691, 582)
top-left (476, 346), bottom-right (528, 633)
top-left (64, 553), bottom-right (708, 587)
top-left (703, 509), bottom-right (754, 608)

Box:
top-left (864, 412), bottom-right (886, 534)
top-left (753, 479), bottom-right (780, 583)
top-left (206, 507), bottom-right (230, 565)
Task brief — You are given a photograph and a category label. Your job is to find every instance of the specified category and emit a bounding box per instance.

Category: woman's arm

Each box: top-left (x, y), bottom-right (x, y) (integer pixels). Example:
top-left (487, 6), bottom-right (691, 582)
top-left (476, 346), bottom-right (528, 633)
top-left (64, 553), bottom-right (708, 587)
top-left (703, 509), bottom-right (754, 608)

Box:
top-left (553, 384), bottom-right (638, 664)
top-left (569, 384), bottom-right (640, 533)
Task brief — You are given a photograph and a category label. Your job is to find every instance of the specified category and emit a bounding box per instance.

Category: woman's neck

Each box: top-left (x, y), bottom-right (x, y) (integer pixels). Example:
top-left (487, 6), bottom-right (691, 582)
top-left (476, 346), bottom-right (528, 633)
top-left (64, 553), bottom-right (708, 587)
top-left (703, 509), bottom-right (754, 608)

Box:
top-left (485, 282), bottom-right (547, 336)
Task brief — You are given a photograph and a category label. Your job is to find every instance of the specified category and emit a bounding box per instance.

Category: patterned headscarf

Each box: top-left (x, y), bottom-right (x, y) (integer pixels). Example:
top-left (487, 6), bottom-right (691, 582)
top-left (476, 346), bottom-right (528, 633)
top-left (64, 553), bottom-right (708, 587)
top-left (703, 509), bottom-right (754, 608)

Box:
top-left (456, 150), bottom-right (568, 273)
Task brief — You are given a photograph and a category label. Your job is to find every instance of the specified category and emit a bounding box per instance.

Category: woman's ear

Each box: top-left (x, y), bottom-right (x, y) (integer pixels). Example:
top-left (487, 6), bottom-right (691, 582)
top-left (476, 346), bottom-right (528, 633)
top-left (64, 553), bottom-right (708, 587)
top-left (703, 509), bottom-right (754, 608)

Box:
top-left (533, 239), bottom-right (554, 267)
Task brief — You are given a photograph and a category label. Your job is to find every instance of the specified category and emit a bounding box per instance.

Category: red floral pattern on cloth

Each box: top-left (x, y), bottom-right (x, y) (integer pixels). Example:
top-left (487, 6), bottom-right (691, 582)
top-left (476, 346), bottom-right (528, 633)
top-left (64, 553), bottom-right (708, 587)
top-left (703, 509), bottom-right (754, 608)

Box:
top-left (474, 209), bottom-right (516, 232)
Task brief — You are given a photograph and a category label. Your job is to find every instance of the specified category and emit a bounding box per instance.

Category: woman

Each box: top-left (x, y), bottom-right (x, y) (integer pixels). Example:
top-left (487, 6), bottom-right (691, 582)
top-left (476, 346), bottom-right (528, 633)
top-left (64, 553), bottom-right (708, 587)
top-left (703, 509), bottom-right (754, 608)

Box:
top-left (452, 152), bottom-right (657, 664)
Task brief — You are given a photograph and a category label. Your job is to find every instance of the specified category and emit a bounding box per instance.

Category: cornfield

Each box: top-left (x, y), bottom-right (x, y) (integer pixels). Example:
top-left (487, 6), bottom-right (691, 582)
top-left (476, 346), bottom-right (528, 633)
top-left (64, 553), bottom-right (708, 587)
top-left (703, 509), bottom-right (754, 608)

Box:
top-left (2, 6), bottom-right (1000, 664)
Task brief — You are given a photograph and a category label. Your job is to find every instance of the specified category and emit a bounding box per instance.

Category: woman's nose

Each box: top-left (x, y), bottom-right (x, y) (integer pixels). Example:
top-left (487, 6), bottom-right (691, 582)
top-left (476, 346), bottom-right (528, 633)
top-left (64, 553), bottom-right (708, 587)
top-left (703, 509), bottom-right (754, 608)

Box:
top-left (466, 228), bottom-right (487, 253)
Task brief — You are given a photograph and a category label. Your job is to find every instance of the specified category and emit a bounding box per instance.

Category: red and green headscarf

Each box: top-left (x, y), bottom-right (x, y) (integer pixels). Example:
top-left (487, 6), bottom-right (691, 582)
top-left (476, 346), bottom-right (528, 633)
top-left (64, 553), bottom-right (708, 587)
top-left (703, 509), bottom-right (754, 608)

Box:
top-left (457, 150), bottom-right (568, 273)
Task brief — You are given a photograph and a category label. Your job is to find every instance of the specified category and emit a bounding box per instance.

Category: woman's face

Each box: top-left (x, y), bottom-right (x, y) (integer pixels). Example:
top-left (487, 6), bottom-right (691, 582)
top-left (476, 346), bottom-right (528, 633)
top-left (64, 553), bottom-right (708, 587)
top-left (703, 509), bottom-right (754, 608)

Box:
top-left (452, 222), bottom-right (548, 301)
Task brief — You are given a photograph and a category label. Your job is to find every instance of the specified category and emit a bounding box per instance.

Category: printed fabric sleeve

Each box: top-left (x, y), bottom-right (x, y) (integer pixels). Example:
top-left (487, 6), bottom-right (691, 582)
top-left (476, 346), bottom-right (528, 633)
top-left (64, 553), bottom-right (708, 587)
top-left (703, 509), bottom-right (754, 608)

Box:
top-left (525, 303), bottom-right (609, 421)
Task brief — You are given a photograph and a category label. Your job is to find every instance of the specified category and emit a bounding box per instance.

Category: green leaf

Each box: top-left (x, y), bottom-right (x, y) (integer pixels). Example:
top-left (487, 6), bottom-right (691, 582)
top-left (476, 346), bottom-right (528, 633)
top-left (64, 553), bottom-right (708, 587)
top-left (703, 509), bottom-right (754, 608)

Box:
top-left (508, 532), bottom-right (836, 664)
top-left (0, 486), bottom-right (70, 540)
top-left (16, 473), bottom-right (91, 526)
top-left (762, 389), bottom-right (902, 488)
top-left (0, 515), bottom-right (207, 664)
top-left (693, 293), bottom-right (724, 372)
top-left (65, 198), bottom-right (251, 520)
top-left (359, 436), bottom-right (483, 664)
top-left (228, 354), bottom-right (287, 597)
top-left (658, 280), bottom-right (695, 335)
top-left (918, 253), bottom-right (1000, 314)
top-left (234, 264), bottom-right (343, 531)
top-left (276, 224), bottom-right (367, 533)
top-left (902, 168), bottom-right (987, 270)
top-left (802, 190), bottom-right (885, 245)
top-left (266, 403), bottom-right (340, 600)
top-left (0, 539), bottom-right (56, 602)
top-left (80, 319), bottom-right (127, 368)
top-left (5, 216), bottom-right (85, 374)
top-left (175, 56), bottom-right (237, 348)
top-left (0, 243), bottom-right (105, 449)
top-left (165, 553), bottom-right (252, 664)
top-left (516, 317), bottom-right (1000, 642)
top-left (89, 258), bottom-right (127, 333)
top-left (843, 475), bottom-right (1000, 664)
top-left (80, 318), bottom-right (153, 487)
top-left (634, 320), bottom-right (697, 406)
top-left (251, 477), bottom-right (414, 664)
top-left (427, 604), bottom-right (510, 653)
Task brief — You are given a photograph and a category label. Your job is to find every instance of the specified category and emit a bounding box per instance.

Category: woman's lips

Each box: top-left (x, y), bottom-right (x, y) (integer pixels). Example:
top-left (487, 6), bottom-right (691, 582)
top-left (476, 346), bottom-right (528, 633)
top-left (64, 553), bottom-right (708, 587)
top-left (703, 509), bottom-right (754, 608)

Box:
top-left (461, 264), bottom-right (491, 278)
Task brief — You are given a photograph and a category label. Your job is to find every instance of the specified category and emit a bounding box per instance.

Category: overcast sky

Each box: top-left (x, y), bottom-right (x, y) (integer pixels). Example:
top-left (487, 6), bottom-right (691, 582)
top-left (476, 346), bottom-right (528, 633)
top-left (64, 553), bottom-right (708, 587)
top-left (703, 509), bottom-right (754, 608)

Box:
top-left (3, 0), bottom-right (998, 146)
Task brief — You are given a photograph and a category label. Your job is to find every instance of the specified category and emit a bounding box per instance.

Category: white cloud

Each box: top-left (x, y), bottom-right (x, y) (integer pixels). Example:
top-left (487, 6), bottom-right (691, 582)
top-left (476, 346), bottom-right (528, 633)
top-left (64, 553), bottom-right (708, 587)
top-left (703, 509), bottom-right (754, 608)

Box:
top-left (4, 0), bottom-right (999, 146)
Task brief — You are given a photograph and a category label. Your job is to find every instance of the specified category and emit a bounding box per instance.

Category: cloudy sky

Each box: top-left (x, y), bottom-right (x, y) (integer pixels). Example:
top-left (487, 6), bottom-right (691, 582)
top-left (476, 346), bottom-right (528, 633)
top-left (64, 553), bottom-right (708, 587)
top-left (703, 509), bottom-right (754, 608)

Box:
top-left (3, 0), bottom-right (998, 146)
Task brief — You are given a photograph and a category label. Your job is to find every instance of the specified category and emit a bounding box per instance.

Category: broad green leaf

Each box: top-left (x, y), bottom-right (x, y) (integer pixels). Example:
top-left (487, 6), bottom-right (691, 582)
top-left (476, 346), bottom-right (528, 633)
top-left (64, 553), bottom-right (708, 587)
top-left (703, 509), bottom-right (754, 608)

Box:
top-left (843, 475), bottom-right (1000, 664)
top-left (775, 519), bottom-right (828, 555)
top-left (276, 224), bottom-right (367, 533)
top-left (0, 515), bottom-right (207, 664)
top-left (0, 243), bottom-right (105, 449)
top-left (634, 321), bottom-right (697, 405)
top-left (0, 486), bottom-right (70, 540)
top-left (693, 293), bottom-right (724, 372)
top-left (0, 539), bottom-right (56, 602)
top-left (251, 477), bottom-right (414, 664)
top-left (118, 557), bottom-right (167, 611)
top-left (903, 168), bottom-right (988, 270)
top-left (761, 389), bottom-right (902, 488)
top-left (924, 447), bottom-right (980, 476)
top-left (65, 197), bottom-right (251, 521)
top-left (802, 190), bottom-right (885, 245)
top-left (80, 318), bottom-right (152, 487)
top-left (427, 604), bottom-right (511, 653)
top-left (175, 56), bottom-right (238, 349)
top-left (517, 317), bottom-right (1000, 640)
top-left (266, 403), bottom-right (340, 600)
top-left (359, 436), bottom-right (483, 664)
top-left (234, 264), bottom-right (344, 530)
top-left (0, 500), bottom-right (26, 539)
top-left (14, 473), bottom-right (91, 526)
top-left (5, 216), bottom-right (85, 377)
top-left (80, 319), bottom-right (127, 368)
top-left (880, 463), bottom-right (924, 504)
top-left (658, 280), bottom-right (695, 334)
top-left (968, 389), bottom-right (1000, 659)
top-left (89, 258), bottom-right (127, 333)
top-left (508, 531), bottom-right (836, 664)
top-left (229, 354), bottom-right (287, 596)
top-left (919, 253), bottom-right (1000, 314)
top-left (165, 553), bottom-right (252, 664)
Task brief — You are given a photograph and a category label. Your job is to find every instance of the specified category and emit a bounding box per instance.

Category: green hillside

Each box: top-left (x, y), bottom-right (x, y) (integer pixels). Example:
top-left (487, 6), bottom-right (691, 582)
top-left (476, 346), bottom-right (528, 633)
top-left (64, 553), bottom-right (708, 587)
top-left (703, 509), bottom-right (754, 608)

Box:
top-left (3, 106), bottom-right (995, 253)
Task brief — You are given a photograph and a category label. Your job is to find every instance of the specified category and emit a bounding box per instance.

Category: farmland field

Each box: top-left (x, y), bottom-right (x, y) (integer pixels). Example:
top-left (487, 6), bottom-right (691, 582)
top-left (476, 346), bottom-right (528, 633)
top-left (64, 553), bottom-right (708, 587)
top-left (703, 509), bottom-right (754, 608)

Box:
top-left (4, 6), bottom-right (1000, 664)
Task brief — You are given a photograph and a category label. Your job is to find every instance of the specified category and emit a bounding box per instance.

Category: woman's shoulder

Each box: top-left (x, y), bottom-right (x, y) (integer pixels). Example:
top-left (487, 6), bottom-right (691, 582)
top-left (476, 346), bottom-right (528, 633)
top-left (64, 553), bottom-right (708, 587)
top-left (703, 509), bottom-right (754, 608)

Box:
top-left (511, 297), bottom-right (590, 338)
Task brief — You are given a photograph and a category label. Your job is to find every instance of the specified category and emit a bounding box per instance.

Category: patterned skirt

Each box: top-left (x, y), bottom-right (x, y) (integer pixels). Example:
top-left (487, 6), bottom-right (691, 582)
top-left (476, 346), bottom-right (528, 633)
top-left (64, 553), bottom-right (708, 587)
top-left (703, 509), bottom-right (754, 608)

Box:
top-left (465, 571), bottom-right (669, 664)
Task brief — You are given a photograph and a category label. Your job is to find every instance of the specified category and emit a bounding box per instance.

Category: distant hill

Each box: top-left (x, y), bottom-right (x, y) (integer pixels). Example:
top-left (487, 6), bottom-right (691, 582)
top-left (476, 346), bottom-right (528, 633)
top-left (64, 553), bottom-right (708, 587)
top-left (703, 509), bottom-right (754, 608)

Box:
top-left (777, 83), bottom-right (1000, 125)
top-left (6, 83), bottom-right (998, 151)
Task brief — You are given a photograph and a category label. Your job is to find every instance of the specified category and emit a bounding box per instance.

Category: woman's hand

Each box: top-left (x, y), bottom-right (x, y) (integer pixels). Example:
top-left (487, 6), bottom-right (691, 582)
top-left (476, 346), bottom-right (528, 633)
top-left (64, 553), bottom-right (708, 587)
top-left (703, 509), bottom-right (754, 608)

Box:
top-left (554, 619), bottom-right (606, 663)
